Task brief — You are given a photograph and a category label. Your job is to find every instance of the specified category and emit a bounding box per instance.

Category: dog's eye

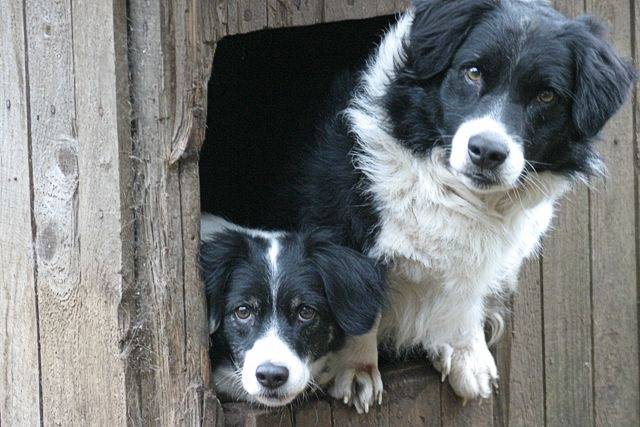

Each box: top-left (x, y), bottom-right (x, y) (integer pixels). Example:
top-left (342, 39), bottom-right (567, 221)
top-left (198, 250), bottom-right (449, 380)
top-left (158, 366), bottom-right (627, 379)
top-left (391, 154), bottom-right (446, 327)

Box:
top-left (537, 90), bottom-right (556, 104)
top-left (234, 305), bottom-right (252, 321)
top-left (465, 67), bottom-right (482, 82)
top-left (297, 305), bottom-right (316, 322)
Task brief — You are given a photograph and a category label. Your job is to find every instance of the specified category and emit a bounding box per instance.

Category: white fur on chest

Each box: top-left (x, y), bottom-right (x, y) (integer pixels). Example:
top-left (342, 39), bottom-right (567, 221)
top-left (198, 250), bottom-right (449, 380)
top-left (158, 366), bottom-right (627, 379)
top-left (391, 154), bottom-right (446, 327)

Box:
top-left (367, 150), bottom-right (558, 350)
top-left (346, 11), bottom-right (569, 352)
top-left (370, 165), bottom-right (554, 287)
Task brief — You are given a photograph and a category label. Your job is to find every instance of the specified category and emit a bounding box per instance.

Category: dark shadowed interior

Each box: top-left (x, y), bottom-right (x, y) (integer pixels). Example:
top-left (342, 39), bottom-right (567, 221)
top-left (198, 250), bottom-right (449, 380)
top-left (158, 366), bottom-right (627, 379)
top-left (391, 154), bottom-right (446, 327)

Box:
top-left (199, 15), bottom-right (397, 229)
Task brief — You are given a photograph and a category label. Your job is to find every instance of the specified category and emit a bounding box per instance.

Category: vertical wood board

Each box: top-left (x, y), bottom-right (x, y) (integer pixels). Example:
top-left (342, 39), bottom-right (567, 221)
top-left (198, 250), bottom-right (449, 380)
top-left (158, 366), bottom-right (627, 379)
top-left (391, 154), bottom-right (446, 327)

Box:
top-left (0, 0), bottom-right (41, 424)
top-left (586, 0), bottom-right (640, 425)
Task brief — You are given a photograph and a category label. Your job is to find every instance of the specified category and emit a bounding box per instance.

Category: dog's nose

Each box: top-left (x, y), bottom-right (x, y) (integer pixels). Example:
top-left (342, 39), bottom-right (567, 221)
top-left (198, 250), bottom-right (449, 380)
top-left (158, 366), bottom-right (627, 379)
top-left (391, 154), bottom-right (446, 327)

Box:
top-left (256, 363), bottom-right (289, 389)
top-left (468, 134), bottom-right (509, 170)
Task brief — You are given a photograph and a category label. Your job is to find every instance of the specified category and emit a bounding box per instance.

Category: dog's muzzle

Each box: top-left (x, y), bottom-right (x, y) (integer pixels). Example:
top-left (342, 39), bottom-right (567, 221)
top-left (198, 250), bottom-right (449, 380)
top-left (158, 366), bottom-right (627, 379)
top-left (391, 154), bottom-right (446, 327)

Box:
top-left (449, 117), bottom-right (525, 191)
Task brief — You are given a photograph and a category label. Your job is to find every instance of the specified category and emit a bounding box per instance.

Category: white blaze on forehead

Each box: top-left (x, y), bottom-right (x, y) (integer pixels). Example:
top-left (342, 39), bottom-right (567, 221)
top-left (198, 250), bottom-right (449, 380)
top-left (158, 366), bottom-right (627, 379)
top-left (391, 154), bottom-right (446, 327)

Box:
top-left (241, 327), bottom-right (311, 403)
top-left (267, 236), bottom-right (281, 305)
top-left (267, 237), bottom-right (280, 276)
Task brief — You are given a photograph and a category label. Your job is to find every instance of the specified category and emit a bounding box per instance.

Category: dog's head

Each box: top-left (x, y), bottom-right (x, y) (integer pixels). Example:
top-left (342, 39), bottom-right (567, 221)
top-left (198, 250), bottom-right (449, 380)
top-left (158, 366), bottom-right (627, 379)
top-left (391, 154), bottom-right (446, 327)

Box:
top-left (384, 0), bottom-right (635, 193)
top-left (201, 224), bottom-right (385, 406)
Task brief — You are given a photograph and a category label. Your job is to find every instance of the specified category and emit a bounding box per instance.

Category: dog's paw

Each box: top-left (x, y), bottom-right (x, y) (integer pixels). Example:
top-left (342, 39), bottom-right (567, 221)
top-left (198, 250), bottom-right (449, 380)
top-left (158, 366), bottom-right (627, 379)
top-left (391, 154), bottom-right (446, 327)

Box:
top-left (328, 364), bottom-right (383, 414)
top-left (433, 343), bottom-right (498, 401)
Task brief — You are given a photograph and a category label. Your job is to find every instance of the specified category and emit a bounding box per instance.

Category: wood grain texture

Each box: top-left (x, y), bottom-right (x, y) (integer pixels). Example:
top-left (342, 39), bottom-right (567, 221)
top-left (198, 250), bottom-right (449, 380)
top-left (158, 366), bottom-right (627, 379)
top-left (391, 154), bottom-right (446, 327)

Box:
top-left (267, 0), bottom-right (324, 27)
top-left (24, 0), bottom-right (84, 422)
top-left (540, 4), bottom-right (596, 426)
top-left (504, 260), bottom-right (545, 427)
top-left (28, 0), bottom-right (135, 423)
top-left (3, 0), bottom-right (638, 424)
top-left (331, 397), bottom-right (389, 426)
top-left (385, 363), bottom-right (441, 427)
top-left (128, 0), bottom-right (218, 424)
top-left (635, 0), bottom-right (640, 423)
top-left (0, 0), bottom-right (41, 424)
top-left (542, 191), bottom-right (593, 426)
top-left (236, 0), bottom-right (269, 33)
top-left (586, 0), bottom-right (640, 425)
top-left (324, 0), bottom-right (406, 22)
top-left (293, 400), bottom-right (333, 426)
top-left (224, 403), bottom-right (293, 426)
top-left (441, 383), bottom-right (493, 427)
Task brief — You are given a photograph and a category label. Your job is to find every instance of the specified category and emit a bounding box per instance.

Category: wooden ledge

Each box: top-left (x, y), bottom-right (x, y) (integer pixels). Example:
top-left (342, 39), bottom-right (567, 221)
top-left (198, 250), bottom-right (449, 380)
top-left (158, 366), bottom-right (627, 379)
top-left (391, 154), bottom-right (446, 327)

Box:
top-left (221, 362), bottom-right (497, 426)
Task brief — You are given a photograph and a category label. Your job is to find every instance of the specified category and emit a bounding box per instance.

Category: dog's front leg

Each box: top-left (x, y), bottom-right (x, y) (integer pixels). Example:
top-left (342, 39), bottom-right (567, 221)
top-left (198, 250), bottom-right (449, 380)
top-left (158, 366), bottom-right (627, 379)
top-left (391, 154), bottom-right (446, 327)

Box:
top-left (323, 317), bottom-right (382, 414)
top-left (429, 308), bottom-right (498, 401)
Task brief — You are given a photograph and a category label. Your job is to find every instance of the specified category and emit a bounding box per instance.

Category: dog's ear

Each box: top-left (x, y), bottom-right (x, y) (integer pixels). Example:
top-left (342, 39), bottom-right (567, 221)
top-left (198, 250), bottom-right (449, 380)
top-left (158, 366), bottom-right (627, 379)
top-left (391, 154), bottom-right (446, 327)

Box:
top-left (567, 16), bottom-right (636, 139)
top-left (409, 0), bottom-right (497, 79)
top-left (305, 230), bottom-right (386, 336)
top-left (200, 231), bottom-right (247, 335)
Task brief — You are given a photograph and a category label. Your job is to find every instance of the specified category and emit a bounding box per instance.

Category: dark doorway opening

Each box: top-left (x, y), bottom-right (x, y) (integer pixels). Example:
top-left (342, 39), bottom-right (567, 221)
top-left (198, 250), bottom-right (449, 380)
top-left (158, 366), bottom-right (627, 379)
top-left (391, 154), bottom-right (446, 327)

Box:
top-left (199, 15), bottom-right (397, 229)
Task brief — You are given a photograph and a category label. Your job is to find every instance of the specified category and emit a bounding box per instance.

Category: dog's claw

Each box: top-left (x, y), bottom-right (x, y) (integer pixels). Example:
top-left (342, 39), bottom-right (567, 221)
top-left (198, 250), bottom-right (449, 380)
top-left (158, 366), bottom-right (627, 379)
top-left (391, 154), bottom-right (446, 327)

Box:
top-left (434, 344), bottom-right (453, 383)
top-left (329, 363), bottom-right (383, 415)
top-left (462, 399), bottom-right (468, 407)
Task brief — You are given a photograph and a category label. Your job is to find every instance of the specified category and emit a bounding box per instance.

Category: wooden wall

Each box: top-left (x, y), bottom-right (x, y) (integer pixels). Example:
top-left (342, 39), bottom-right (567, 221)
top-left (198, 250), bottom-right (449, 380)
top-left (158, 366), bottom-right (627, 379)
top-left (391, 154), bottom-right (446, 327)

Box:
top-left (0, 0), bottom-right (637, 426)
top-left (0, 0), bottom-right (218, 425)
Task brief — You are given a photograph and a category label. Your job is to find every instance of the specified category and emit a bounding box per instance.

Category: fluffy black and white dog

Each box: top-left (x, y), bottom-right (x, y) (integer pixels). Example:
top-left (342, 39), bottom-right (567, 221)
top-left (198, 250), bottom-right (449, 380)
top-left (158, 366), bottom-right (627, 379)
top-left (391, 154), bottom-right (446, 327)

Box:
top-left (200, 215), bottom-right (385, 407)
top-left (281, 0), bottom-right (635, 411)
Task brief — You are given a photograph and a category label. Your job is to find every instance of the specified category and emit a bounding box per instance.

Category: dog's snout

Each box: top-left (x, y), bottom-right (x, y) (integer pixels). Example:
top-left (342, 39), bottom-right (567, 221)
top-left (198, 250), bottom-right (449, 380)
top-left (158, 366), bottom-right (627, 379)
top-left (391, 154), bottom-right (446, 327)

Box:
top-left (256, 363), bottom-right (289, 389)
top-left (468, 134), bottom-right (509, 170)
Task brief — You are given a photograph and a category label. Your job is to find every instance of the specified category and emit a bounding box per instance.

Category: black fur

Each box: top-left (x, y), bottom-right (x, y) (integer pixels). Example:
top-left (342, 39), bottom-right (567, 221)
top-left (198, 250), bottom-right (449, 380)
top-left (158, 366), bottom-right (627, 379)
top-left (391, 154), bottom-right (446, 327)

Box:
top-left (298, 73), bottom-right (381, 252)
top-left (304, 228), bottom-right (386, 335)
top-left (201, 228), bottom-right (386, 376)
top-left (409, 0), bottom-right (498, 80)
top-left (566, 16), bottom-right (637, 138)
top-left (297, 0), bottom-right (635, 250)
top-left (201, 0), bottom-right (635, 297)
top-left (200, 230), bottom-right (251, 333)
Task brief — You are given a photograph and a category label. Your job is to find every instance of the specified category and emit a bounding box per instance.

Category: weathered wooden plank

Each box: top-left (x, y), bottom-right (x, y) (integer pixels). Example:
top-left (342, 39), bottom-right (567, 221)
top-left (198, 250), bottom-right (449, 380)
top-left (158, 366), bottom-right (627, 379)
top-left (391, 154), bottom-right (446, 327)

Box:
top-left (586, 0), bottom-right (640, 425)
top-left (376, 0), bottom-right (410, 16)
top-left (542, 189), bottom-right (593, 427)
top-left (267, 0), bottom-right (324, 28)
top-left (537, 4), bottom-right (595, 426)
top-left (128, 0), bottom-right (193, 422)
top-left (502, 260), bottom-right (545, 427)
top-left (128, 0), bottom-right (218, 424)
top-left (331, 400), bottom-right (389, 426)
top-left (323, 0), bottom-right (405, 23)
top-left (224, 403), bottom-right (294, 426)
top-left (26, 0), bottom-right (134, 423)
top-left (203, 390), bottom-right (225, 427)
top-left (293, 400), bottom-right (333, 426)
top-left (212, 0), bottom-right (231, 39)
top-left (24, 0), bottom-right (84, 423)
top-left (265, 0), bottom-right (408, 29)
top-left (226, 0), bottom-right (241, 35)
top-left (395, 0), bottom-right (411, 13)
top-left (175, 3), bottom-right (217, 417)
top-left (553, 0), bottom-right (584, 17)
top-left (441, 382), bottom-right (493, 427)
top-left (385, 363), bottom-right (441, 427)
top-left (236, 0), bottom-right (269, 33)
top-left (219, 364), bottom-right (442, 426)
top-left (0, 0), bottom-right (41, 425)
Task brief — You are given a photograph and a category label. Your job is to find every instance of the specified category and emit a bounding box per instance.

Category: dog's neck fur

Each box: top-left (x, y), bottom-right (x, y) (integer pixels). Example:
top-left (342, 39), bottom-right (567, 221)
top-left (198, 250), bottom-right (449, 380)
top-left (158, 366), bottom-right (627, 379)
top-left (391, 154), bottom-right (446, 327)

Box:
top-left (348, 10), bottom-right (571, 234)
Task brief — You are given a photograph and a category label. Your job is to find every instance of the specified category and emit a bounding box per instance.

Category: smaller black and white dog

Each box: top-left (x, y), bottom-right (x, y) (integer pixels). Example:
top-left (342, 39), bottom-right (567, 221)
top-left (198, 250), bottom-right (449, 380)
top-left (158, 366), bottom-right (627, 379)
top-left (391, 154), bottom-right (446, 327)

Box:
top-left (200, 215), bottom-right (385, 407)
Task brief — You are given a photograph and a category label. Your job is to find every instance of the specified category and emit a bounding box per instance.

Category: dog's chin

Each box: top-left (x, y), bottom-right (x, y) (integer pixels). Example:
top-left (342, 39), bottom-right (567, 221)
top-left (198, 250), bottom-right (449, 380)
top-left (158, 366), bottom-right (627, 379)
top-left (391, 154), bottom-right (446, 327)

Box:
top-left (251, 390), bottom-right (300, 407)
top-left (453, 169), bottom-right (517, 194)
